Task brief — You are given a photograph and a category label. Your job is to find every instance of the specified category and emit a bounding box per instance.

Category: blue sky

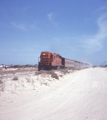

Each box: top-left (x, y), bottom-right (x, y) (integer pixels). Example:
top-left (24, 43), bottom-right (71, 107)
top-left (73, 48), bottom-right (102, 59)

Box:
top-left (0, 0), bottom-right (107, 65)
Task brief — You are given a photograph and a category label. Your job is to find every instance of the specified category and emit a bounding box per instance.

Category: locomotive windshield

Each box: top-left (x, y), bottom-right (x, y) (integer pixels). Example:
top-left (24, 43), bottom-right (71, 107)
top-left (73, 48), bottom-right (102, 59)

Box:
top-left (41, 55), bottom-right (48, 57)
top-left (50, 54), bottom-right (53, 58)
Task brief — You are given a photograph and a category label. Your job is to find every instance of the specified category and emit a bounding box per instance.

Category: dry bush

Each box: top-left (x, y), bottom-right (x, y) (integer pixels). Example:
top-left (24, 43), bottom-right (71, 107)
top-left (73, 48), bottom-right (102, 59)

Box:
top-left (26, 78), bottom-right (31, 83)
top-left (0, 77), bottom-right (3, 83)
top-left (58, 69), bottom-right (71, 74)
top-left (12, 76), bottom-right (18, 81)
top-left (59, 75), bottom-right (63, 77)
top-left (35, 70), bottom-right (46, 75)
top-left (51, 72), bottom-right (59, 79)
top-left (41, 82), bottom-right (49, 86)
top-left (36, 70), bottom-right (50, 75)
top-left (0, 81), bottom-right (5, 91)
top-left (36, 70), bottom-right (59, 79)
top-left (44, 83), bottom-right (49, 86)
top-left (0, 79), bottom-right (3, 84)
top-left (18, 68), bottom-right (21, 70)
top-left (43, 71), bottom-right (59, 79)
top-left (76, 68), bottom-right (81, 70)
top-left (104, 65), bottom-right (107, 68)
top-left (92, 66), bottom-right (97, 68)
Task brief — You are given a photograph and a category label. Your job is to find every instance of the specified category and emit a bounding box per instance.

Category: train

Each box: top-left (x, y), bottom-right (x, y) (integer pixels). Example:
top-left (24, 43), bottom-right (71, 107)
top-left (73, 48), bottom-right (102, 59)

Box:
top-left (38, 51), bottom-right (90, 71)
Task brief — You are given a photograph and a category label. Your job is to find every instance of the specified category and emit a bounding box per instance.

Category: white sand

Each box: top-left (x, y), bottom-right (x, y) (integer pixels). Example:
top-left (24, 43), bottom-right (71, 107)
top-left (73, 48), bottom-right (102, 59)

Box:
top-left (0, 67), bottom-right (107, 120)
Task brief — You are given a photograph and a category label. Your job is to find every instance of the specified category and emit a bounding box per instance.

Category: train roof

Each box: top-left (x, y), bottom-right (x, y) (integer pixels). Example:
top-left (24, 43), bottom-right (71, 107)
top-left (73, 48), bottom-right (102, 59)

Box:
top-left (64, 58), bottom-right (89, 65)
top-left (41, 51), bottom-right (62, 56)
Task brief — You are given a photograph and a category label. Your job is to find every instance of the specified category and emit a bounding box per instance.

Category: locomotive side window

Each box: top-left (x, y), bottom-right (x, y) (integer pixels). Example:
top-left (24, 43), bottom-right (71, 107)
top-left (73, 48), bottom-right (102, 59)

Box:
top-left (51, 55), bottom-right (53, 58)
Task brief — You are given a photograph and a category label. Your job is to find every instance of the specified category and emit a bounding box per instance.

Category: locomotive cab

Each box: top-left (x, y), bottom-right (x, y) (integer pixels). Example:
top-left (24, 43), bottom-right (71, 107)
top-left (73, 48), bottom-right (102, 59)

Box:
top-left (38, 51), bottom-right (62, 70)
top-left (38, 51), bottom-right (54, 70)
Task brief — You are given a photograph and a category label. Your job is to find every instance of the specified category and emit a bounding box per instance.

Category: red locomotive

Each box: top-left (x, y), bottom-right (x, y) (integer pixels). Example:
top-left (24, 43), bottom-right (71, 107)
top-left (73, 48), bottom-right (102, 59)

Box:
top-left (38, 51), bottom-right (89, 71)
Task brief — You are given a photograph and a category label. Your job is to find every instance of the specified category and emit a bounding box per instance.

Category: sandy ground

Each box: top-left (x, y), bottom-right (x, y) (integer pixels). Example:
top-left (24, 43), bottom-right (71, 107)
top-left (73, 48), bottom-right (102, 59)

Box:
top-left (0, 68), bottom-right (38, 75)
top-left (0, 67), bottom-right (107, 120)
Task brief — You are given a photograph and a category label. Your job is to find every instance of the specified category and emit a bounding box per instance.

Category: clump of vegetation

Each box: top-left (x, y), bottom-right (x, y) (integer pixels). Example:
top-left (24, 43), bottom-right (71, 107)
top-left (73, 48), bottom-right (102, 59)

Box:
top-left (26, 78), bottom-right (31, 83)
top-left (59, 69), bottom-right (71, 74)
top-left (36, 70), bottom-right (59, 79)
top-left (76, 68), bottom-right (81, 70)
top-left (0, 79), bottom-right (5, 91)
top-left (35, 70), bottom-right (46, 75)
top-left (0, 80), bottom-right (3, 84)
top-left (103, 65), bottom-right (107, 68)
top-left (18, 68), bottom-right (21, 70)
top-left (51, 72), bottom-right (59, 79)
top-left (59, 75), bottom-right (63, 77)
top-left (0, 77), bottom-right (3, 84)
top-left (12, 76), bottom-right (18, 81)
top-left (36, 70), bottom-right (51, 75)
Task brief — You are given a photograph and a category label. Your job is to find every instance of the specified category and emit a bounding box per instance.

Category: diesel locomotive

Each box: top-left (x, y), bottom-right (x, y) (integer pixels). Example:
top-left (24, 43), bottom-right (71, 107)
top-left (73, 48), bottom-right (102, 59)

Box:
top-left (38, 51), bottom-right (89, 71)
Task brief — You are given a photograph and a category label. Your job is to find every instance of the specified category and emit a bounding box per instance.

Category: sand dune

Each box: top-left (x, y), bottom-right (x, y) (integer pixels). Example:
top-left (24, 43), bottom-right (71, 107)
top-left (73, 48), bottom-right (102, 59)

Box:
top-left (0, 67), bottom-right (107, 120)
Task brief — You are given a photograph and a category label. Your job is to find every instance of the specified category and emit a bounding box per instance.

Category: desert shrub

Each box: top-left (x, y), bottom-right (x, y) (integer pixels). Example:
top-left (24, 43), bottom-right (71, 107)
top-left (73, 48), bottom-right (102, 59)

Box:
top-left (51, 72), bottom-right (59, 79)
top-left (93, 66), bottom-right (97, 68)
top-left (12, 76), bottom-right (18, 81)
top-left (41, 82), bottom-right (49, 86)
top-left (36, 70), bottom-right (59, 79)
top-left (26, 78), bottom-right (31, 83)
top-left (0, 80), bottom-right (3, 84)
top-left (35, 70), bottom-right (46, 75)
top-left (0, 81), bottom-right (5, 91)
top-left (18, 68), bottom-right (21, 70)
top-left (59, 75), bottom-right (63, 77)
top-left (36, 70), bottom-right (53, 75)
top-left (76, 68), bottom-right (81, 70)
top-left (104, 65), bottom-right (107, 67)
top-left (59, 69), bottom-right (70, 74)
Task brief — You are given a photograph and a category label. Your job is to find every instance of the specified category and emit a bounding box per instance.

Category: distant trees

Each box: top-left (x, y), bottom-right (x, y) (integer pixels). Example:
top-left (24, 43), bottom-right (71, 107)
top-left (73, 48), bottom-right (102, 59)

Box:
top-left (11, 64), bottom-right (38, 68)
top-left (0, 64), bottom-right (38, 69)
top-left (104, 65), bottom-right (107, 67)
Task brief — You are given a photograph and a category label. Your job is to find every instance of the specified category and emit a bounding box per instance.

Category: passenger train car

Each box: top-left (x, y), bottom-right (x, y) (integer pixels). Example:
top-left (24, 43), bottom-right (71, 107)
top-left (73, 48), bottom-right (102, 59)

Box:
top-left (38, 51), bottom-right (90, 71)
